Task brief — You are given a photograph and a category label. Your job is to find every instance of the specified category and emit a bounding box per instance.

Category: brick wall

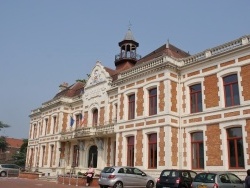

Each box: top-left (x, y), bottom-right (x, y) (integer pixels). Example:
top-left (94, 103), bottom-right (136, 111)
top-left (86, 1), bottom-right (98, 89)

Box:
top-left (204, 74), bottom-right (219, 108)
top-left (171, 81), bottom-right (177, 112)
top-left (137, 87), bottom-right (144, 116)
top-left (171, 127), bottom-right (178, 166)
top-left (241, 64), bottom-right (250, 101)
top-left (245, 119), bottom-right (250, 165)
top-left (159, 127), bottom-right (165, 166)
top-left (135, 130), bottom-right (143, 166)
top-left (206, 124), bottom-right (223, 166)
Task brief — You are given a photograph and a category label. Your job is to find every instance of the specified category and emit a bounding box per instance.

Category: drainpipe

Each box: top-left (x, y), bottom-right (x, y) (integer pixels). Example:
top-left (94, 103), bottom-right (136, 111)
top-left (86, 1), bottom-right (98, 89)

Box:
top-left (177, 69), bottom-right (183, 169)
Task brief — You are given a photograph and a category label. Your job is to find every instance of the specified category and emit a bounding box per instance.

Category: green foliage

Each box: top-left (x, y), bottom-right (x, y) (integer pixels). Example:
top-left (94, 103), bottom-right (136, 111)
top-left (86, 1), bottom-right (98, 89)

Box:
top-left (0, 136), bottom-right (8, 152)
top-left (0, 121), bottom-right (10, 130)
top-left (12, 139), bottom-right (28, 167)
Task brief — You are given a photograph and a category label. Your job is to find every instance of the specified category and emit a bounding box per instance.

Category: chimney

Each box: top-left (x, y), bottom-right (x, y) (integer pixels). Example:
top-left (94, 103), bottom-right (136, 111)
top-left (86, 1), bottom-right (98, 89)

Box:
top-left (59, 82), bottom-right (68, 91)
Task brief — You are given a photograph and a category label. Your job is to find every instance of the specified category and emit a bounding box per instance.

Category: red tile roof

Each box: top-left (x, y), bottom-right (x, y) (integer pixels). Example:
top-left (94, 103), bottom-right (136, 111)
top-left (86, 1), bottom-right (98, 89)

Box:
top-left (136, 43), bottom-right (190, 65)
top-left (6, 138), bottom-right (23, 148)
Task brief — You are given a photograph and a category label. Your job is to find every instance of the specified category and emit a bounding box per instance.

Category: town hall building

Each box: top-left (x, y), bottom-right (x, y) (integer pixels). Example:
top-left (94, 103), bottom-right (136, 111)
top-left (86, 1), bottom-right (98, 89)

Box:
top-left (26, 29), bottom-right (250, 179)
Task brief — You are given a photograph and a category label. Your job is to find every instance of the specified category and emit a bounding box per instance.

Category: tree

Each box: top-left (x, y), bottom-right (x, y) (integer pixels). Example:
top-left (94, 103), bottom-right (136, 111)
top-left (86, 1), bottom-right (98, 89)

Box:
top-left (0, 136), bottom-right (8, 153)
top-left (12, 139), bottom-right (28, 167)
top-left (0, 121), bottom-right (10, 130)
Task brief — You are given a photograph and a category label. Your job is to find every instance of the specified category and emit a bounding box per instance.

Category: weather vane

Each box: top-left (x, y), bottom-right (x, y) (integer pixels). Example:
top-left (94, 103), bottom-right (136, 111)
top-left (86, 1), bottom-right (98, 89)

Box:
top-left (128, 21), bottom-right (132, 29)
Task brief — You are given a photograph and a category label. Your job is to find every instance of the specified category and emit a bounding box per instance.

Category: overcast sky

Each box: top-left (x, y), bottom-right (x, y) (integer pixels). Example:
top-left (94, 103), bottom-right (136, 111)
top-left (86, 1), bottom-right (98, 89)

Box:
top-left (0, 0), bottom-right (249, 139)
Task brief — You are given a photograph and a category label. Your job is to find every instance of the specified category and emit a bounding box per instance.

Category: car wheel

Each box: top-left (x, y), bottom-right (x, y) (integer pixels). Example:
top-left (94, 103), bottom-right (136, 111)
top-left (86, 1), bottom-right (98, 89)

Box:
top-left (0, 171), bottom-right (6, 177)
top-left (113, 181), bottom-right (123, 188)
top-left (146, 180), bottom-right (154, 188)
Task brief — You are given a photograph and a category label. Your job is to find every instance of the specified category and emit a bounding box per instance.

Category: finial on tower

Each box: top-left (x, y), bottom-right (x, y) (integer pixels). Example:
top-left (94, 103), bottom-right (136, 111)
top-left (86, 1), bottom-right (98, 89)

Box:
top-left (128, 21), bottom-right (132, 30)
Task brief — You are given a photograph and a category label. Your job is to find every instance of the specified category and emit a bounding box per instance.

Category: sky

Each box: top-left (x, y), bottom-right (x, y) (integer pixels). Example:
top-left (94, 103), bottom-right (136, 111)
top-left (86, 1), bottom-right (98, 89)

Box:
top-left (0, 0), bottom-right (249, 139)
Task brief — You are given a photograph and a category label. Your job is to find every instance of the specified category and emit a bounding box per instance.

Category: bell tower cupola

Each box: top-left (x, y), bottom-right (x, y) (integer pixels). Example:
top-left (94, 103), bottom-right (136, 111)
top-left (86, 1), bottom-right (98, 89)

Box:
top-left (114, 28), bottom-right (141, 71)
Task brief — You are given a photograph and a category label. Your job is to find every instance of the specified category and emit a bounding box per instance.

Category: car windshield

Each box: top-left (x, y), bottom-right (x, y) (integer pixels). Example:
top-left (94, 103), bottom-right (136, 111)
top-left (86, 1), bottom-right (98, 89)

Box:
top-left (101, 167), bottom-right (115, 173)
top-left (194, 173), bottom-right (216, 183)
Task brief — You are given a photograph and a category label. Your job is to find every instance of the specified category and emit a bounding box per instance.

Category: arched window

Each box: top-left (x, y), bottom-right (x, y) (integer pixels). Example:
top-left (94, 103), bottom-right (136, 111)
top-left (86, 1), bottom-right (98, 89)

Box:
top-left (191, 132), bottom-right (204, 169)
top-left (127, 136), bottom-right (134, 166)
top-left (148, 133), bottom-right (157, 168)
top-left (93, 109), bottom-right (98, 126)
top-left (88, 145), bottom-right (98, 168)
top-left (227, 127), bottom-right (244, 168)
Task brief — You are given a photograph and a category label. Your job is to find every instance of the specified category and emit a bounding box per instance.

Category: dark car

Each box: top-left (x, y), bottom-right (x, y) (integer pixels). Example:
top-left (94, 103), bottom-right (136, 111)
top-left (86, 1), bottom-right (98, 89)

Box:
top-left (156, 169), bottom-right (197, 188)
top-left (191, 171), bottom-right (244, 188)
top-left (98, 166), bottom-right (155, 188)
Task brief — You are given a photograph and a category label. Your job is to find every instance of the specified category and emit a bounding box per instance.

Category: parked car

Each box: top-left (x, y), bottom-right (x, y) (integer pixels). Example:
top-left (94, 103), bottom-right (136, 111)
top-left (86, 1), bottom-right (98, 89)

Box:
top-left (156, 169), bottom-right (197, 188)
top-left (98, 166), bottom-right (155, 188)
top-left (191, 171), bottom-right (245, 188)
top-left (0, 164), bottom-right (22, 177)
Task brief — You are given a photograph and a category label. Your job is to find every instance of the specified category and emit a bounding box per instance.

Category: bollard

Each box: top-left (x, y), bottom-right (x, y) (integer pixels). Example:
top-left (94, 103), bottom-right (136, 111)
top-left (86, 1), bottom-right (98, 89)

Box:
top-left (56, 172), bottom-right (58, 184)
top-left (62, 172), bottom-right (65, 185)
top-left (76, 174), bottom-right (78, 186)
top-left (69, 172), bottom-right (71, 185)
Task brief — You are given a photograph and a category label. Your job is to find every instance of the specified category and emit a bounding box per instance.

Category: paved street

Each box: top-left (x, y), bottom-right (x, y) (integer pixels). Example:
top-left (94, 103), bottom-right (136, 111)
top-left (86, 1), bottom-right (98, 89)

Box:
top-left (0, 177), bottom-right (98, 188)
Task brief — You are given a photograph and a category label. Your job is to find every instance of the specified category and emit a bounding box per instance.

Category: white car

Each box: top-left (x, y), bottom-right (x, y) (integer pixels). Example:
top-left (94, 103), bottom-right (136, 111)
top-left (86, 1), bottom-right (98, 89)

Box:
top-left (98, 166), bottom-right (155, 188)
top-left (0, 164), bottom-right (22, 177)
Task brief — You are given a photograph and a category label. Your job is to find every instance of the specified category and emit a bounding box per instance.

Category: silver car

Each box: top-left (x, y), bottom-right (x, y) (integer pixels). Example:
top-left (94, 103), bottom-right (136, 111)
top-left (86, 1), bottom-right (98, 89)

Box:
top-left (191, 172), bottom-right (244, 188)
top-left (0, 164), bottom-right (22, 177)
top-left (98, 166), bottom-right (155, 188)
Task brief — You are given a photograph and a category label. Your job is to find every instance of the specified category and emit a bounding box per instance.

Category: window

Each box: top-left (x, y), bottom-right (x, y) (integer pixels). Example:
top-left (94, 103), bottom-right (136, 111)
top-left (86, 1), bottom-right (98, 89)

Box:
top-left (148, 133), bottom-right (157, 168)
top-left (50, 145), bottom-right (54, 167)
top-left (53, 116), bottom-right (57, 134)
top-left (44, 119), bottom-right (48, 135)
top-left (42, 146), bottom-right (45, 167)
top-left (149, 88), bottom-right (157, 115)
top-left (128, 94), bottom-right (135, 120)
top-left (33, 124), bottom-right (37, 139)
top-left (223, 74), bottom-right (240, 107)
top-left (93, 109), bottom-right (98, 126)
top-left (75, 114), bottom-right (82, 128)
top-left (190, 84), bottom-right (202, 113)
top-left (127, 136), bottom-right (134, 166)
top-left (191, 132), bottom-right (204, 169)
top-left (227, 127), bottom-right (244, 168)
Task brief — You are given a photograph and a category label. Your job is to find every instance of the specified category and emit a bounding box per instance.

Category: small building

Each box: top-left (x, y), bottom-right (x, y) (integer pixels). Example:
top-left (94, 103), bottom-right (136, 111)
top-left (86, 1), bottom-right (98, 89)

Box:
top-left (26, 29), bottom-right (250, 179)
top-left (0, 137), bottom-right (23, 163)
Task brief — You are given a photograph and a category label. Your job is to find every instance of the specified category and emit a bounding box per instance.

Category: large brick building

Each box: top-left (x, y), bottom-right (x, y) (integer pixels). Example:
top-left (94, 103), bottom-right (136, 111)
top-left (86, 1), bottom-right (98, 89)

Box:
top-left (27, 29), bottom-right (250, 178)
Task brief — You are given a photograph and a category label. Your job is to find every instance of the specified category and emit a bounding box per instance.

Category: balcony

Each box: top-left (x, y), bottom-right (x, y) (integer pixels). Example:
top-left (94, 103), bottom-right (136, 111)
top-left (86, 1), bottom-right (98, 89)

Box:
top-left (74, 120), bottom-right (116, 138)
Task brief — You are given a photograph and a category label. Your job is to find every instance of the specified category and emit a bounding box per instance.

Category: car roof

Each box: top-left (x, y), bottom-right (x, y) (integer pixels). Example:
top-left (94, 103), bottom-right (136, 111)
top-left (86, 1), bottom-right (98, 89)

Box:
top-left (196, 171), bottom-right (234, 175)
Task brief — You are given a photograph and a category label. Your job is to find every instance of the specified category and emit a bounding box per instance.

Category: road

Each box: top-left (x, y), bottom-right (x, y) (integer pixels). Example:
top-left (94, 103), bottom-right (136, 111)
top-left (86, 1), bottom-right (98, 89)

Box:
top-left (0, 177), bottom-right (98, 188)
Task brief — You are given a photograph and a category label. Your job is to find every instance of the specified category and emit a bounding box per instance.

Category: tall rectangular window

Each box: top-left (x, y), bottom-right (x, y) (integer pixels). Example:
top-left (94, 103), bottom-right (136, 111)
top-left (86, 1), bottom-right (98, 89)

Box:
top-left (33, 124), bottom-right (37, 139)
top-left (149, 88), bottom-right (157, 115)
top-left (42, 146), bottom-right (45, 167)
top-left (93, 109), bottom-right (98, 126)
top-left (227, 127), bottom-right (244, 168)
top-left (53, 116), bottom-right (57, 134)
top-left (190, 84), bottom-right (202, 113)
top-left (75, 114), bottom-right (81, 128)
top-left (191, 132), bottom-right (204, 169)
top-left (50, 145), bottom-right (54, 167)
top-left (127, 136), bottom-right (134, 166)
top-left (128, 94), bottom-right (135, 120)
top-left (223, 74), bottom-right (240, 107)
top-left (148, 133), bottom-right (157, 168)
top-left (45, 119), bottom-right (48, 135)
